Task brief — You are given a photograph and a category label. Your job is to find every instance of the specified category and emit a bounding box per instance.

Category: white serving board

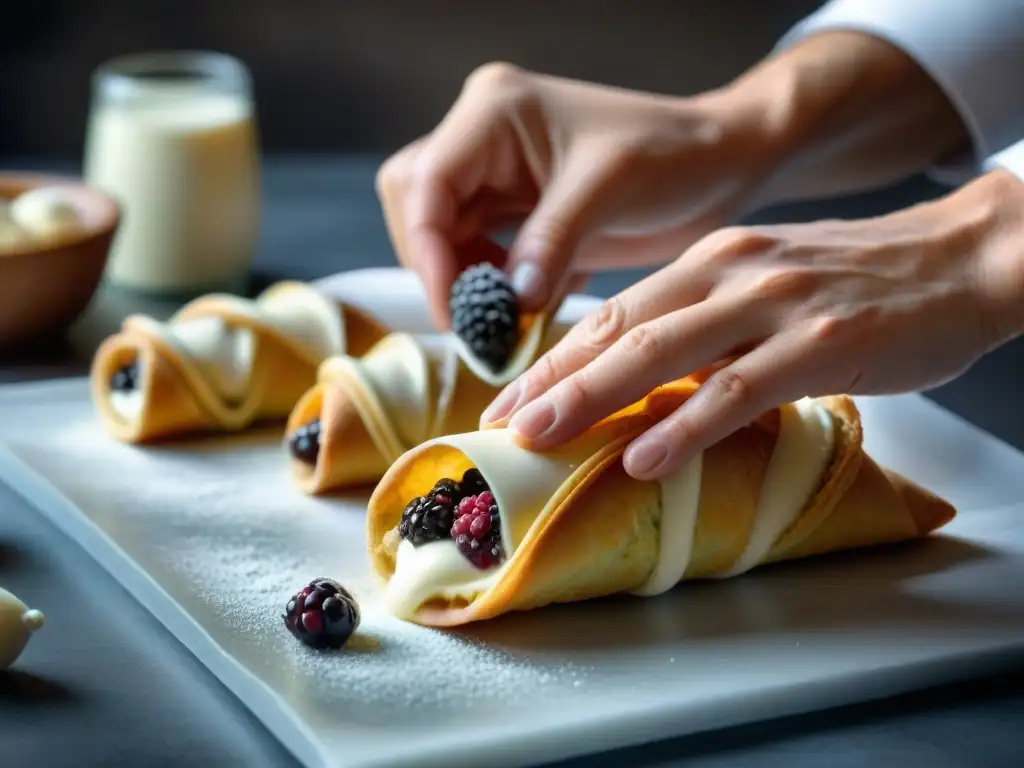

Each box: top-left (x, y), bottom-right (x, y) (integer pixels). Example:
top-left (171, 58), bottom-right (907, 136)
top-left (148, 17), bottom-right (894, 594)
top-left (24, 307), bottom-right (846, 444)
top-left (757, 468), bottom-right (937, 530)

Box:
top-left (1, 268), bottom-right (1023, 768)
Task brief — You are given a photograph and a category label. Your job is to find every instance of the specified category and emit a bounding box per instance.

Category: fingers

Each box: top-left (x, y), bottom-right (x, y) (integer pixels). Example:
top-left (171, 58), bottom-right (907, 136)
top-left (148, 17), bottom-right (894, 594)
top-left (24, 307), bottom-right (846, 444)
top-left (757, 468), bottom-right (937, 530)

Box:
top-left (376, 86), bottom-right (510, 328)
top-left (506, 293), bottom-right (764, 449)
top-left (505, 141), bottom-right (633, 313)
top-left (480, 260), bottom-right (712, 425)
top-left (621, 327), bottom-right (825, 480)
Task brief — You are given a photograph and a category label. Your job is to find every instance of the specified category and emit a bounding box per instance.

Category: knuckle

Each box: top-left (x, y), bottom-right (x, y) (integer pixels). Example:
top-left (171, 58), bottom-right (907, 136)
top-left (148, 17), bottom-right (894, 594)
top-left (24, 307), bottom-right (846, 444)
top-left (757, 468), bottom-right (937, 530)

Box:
top-left (701, 227), bottom-right (780, 268)
top-left (464, 61), bottom-right (528, 104)
top-left (707, 368), bottom-right (755, 411)
top-left (746, 268), bottom-right (816, 304)
top-left (582, 298), bottom-right (630, 349)
top-left (621, 323), bottom-right (665, 363)
top-left (374, 156), bottom-right (399, 199)
top-left (808, 314), bottom-right (847, 344)
top-left (808, 309), bottom-right (877, 347)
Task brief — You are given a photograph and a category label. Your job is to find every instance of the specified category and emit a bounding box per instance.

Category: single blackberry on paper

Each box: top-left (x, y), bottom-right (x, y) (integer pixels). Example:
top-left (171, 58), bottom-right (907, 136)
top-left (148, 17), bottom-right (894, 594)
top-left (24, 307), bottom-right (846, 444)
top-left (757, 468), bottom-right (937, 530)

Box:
top-left (110, 360), bottom-right (140, 392)
top-left (288, 418), bottom-right (322, 466)
top-left (449, 262), bottom-right (520, 373)
top-left (283, 577), bottom-right (360, 650)
top-left (451, 490), bottom-right (504, 570)
top-left (398, 491), bottom-right (459, 546)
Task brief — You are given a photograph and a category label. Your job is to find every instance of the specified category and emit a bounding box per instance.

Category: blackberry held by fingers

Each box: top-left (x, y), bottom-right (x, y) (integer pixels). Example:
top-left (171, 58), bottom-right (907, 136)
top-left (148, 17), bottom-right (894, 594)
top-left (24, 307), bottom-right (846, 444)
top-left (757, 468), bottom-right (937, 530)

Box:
top-left (449, 263), bottom-right (520, 373)
top-left (283, 578), bottom-right (360, 650)
top-left (289, 419), bottom-right (322, 466)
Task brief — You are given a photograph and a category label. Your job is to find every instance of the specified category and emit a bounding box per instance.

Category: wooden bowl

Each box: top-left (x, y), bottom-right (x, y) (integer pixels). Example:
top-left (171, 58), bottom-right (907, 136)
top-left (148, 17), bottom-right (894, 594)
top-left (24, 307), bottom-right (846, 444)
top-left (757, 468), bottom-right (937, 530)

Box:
top-left (0, 172), bottom-right (120, 350)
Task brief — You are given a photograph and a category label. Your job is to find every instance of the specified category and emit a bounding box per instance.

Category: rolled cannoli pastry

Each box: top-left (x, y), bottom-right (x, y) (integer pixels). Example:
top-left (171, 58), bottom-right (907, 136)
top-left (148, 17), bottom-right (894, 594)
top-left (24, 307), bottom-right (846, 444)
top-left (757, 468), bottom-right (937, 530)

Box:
top-left (91, 281), bottom-right (389, 443)
top-left (285, 322), bottom-right (569, 493)
top-left (286, 260), bottom-right (572, 492)
top-left (366, 380), bottom-right (957, 626)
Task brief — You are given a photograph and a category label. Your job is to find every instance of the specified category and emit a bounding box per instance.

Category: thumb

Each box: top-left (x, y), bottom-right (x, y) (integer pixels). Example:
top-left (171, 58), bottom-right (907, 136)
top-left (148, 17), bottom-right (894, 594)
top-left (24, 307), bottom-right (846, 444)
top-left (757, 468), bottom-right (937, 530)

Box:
top-left (506, 149), bottom-right (621, 312)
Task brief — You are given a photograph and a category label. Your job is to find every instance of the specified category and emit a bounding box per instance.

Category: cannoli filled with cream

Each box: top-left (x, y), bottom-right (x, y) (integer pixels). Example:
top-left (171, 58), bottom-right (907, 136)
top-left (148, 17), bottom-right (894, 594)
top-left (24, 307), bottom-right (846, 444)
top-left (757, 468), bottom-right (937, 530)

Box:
top-left (366, 381), bottom-right (957, 626)
top-left (91, 281), bottom-right (389, 443)
top-left (285, 321), bottom-right (569, 493)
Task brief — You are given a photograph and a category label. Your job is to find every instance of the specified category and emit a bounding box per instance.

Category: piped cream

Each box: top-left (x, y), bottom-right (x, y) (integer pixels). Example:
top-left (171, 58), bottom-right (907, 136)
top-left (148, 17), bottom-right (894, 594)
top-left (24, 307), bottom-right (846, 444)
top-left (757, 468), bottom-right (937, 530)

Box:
top-left (715, 398), bottom-right (834, 577)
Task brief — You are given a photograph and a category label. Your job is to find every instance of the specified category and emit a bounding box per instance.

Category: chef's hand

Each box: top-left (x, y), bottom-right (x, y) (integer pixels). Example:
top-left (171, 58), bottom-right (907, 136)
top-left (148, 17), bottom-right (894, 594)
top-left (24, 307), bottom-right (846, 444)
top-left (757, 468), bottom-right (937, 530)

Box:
top-left (376, 32), bottom-right (966, 331)
top-left (483, 169), bottom-right (1024, 480)
top-left (374, 62), bottom-right (776, 328)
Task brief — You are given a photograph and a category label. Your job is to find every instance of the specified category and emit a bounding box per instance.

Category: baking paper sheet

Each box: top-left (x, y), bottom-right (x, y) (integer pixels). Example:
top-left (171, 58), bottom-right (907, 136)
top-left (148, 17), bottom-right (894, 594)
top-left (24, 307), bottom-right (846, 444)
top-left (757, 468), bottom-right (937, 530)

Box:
top-left (0, 268), bottom-right (1023, 768)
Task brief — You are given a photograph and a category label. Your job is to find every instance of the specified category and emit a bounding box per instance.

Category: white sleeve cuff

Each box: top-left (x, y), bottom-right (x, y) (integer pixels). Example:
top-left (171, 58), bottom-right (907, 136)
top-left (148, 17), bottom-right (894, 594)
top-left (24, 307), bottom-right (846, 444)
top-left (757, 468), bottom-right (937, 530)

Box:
top-left (985, 138), bottom-right (1024, 185)
top-left (778, 0), bottom-right (1024, 185)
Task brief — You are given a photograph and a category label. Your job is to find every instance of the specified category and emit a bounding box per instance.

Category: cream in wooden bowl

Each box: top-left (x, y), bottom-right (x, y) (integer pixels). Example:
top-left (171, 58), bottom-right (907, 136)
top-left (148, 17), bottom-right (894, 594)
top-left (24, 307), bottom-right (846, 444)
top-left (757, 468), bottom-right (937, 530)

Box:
top-left (0, 172), bottom-right (120, 350)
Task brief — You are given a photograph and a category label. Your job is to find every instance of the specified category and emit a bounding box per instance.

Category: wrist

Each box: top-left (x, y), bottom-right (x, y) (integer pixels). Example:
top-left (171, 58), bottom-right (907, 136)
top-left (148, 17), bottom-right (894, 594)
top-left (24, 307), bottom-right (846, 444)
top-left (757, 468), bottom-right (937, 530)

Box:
top-left (714, 30), bottom-right (968, 206)
top-left (951, 169), bottom-right (1024, 347)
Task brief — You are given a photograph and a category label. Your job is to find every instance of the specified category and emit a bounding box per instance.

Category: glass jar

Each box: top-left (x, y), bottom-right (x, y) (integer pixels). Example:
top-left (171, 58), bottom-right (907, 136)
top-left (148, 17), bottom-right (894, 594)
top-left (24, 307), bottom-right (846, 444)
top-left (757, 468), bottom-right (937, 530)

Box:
top-left (85, 51), bottom-right (261, 295)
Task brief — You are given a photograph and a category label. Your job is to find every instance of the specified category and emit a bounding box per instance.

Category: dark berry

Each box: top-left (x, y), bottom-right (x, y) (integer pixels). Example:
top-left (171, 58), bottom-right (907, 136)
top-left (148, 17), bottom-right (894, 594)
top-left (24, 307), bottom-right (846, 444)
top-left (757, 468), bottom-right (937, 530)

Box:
top-left (110, 360), bottom-right (140, 392)
top-left (449, 262), bottom-right (520, 373)
top-left (451, 491), bottom-right (504, 569)
top-left (459, 468), bottom-right (488, 498)
top-left (398, 491), bottom-right (458, 546)
top-left (288, 419), bottom-right (321, 466)
top-left (429, 477), bottom-right (461, 506)
top-left (283, 577), bottom-right (360, 650)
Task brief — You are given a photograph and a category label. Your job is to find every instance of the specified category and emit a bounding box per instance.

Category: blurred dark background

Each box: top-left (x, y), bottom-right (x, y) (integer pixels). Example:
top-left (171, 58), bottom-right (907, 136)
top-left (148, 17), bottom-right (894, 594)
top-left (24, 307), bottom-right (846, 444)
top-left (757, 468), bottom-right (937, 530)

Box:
top-left (2, 0), bottom-right (825, 155)
top-left (0, 0), bottom-right (951, 274)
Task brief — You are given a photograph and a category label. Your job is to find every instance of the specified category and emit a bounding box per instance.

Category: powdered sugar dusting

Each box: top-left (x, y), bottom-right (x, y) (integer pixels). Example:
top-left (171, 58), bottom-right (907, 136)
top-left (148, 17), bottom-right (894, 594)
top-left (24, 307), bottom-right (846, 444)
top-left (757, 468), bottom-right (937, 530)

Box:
top-left (9, 411), bottom-right (595, 725)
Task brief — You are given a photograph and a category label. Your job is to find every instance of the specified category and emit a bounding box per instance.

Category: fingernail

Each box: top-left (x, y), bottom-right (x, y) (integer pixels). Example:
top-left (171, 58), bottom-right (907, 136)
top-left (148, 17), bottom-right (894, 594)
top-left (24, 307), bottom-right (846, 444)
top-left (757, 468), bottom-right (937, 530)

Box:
top-left (624, 440), bottom-right (668, 478)
top-left (509, 400), bottom-right (557, 439)
top-left (511, 262), bottom-right (548, 307)
top-left (481, 380), bottom-right (522, 425)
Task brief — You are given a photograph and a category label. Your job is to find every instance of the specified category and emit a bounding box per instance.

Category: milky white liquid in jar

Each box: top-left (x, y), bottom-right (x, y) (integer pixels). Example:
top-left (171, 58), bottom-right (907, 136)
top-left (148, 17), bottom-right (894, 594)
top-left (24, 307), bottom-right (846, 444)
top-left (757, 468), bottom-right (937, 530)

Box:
top-left (84, 52), bottom-right (260, 294)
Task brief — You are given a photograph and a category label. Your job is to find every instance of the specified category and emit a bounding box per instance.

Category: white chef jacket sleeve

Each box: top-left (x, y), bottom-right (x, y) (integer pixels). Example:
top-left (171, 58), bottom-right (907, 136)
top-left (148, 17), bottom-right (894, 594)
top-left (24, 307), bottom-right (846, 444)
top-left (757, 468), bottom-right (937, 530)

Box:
top-left (986, 139), bottom-right (1024, 186)
top-left (776, 0), bottom-right (1024, 186)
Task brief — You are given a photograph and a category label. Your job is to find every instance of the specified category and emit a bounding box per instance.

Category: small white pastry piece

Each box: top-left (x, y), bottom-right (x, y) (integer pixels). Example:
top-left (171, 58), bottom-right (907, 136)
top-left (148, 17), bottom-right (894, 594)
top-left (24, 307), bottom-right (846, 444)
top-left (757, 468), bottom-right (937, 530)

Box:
top-left (9, 187), bottom-right (85, 242)
top-left (0, 586), bottom-right (45, 670)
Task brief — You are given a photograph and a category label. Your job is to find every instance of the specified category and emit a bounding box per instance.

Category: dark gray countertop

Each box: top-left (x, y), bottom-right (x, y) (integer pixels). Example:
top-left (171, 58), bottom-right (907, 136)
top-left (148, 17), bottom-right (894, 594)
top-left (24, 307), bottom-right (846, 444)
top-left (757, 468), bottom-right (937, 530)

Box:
top-left (1, 155), bottom-right (1022, 768)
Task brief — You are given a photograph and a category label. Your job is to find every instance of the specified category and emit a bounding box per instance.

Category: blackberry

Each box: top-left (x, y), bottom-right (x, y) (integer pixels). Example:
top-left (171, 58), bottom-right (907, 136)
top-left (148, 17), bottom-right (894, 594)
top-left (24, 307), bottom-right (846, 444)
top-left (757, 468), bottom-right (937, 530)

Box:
top-left (429, 477), bottom-right (461, 505)
top-left (459, 468), bottom-right (488, 498)
top-left (110, 360), bottom-right (140, 392)
top-left (451, 491), bottom-right (504, 569)
top-left (449, 262), bottom-right (520, 373)
top-left (398, 491), bottom-right (458, 546)
top-left (282, 577), bottom-right (360, 650)
top-left (289, 419), bottom-right (321, 466)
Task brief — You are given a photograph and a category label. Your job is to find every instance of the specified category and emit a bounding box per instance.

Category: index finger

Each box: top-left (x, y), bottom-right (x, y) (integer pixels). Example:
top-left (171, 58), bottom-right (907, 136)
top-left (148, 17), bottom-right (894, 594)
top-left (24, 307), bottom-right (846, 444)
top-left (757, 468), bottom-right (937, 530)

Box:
top-left (399, 95), bottom-right (510, 328)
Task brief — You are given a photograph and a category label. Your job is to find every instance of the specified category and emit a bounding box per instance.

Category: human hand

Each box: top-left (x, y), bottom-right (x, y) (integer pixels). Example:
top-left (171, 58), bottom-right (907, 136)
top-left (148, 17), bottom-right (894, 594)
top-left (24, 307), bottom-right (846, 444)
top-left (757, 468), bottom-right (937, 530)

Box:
top-left (375, 62), bottom-right (780, 329)
top-left (482, 169), bottom-right (1024, 480)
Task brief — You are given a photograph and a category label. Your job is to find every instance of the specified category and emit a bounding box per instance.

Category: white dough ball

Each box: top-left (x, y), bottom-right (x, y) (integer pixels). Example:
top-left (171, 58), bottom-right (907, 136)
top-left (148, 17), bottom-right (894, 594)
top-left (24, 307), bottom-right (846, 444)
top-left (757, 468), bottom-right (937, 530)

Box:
top-left (0, 586), bottom-right (45, 670)
top-left (9, 187), bottom-right (85, 241)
